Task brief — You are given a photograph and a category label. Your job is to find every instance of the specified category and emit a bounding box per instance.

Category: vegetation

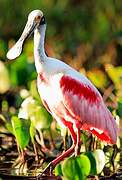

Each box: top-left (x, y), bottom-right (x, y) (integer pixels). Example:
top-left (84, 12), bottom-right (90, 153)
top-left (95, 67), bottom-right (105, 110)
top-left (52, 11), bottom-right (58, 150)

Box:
top-left (0, 0), bottom-right (122, 179)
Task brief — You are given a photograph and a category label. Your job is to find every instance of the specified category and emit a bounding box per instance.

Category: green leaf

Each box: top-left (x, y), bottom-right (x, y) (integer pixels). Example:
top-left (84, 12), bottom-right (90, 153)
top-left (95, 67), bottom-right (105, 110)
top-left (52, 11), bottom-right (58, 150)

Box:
top-left (87, 69), bottom-right (107, 89)
top-left (62, 156), bottom-right (82, 180)
top-left (85, 151), bottom-right (97, 175)
top-left (56, 123), bottom-right (67, 137)
top-left (11, 116), bottom-right (30, 149)
top-left (54, 163), bottom-right (63, 176)
top-left (30, 106), bottom-right (53, 130)
top-left (93, 149), bottom-right (105, 174)
top-left (19, 97), bottom-right (53, 130)
top-left (30, 122), bottom-right (36, 143)
top-left (30, 80), bottom-right (42, 102)
top-left (62, 155), bottom-right (90, 180)
top-left (9, 55), bottom-right (27, 86)
top-left (6, 122), bottom-right (13, 134)
top-left (78, 154), bottom-right (91, 177)
top-left (105, 64), bottom-right (122, 89)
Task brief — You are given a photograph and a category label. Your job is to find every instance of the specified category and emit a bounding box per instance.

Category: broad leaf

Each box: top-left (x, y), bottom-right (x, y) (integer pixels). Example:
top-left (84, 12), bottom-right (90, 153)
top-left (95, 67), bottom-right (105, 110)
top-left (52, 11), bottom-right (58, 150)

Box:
top-left (30, 80), bottom-right (42, 102)
top-left (11, 116), bottom-right (30, 149)
top-left (77, 154), bottom-right (91, 177)
top-left (31, 106), bottom-right (53, 130)
top-left (54, 163), bottom-right (63, 176)
top-left (93, 149), bottom-right (105, 174)
top-left (62, 155), bottom-right (91, 180)
top-left (87, 69), bottom-right (107, 89)
top-left (29, 122), bottom-right (36, 143)
top-left (6, 122), bottom-right (13, 134)
top-left (85, 151), bottom-right (97, 175)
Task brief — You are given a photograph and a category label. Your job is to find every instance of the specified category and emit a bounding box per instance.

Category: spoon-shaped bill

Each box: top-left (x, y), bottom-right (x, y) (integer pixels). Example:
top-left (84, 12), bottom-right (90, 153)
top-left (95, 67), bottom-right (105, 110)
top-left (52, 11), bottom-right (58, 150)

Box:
top-left (7, 19), bottom-right (36, 60)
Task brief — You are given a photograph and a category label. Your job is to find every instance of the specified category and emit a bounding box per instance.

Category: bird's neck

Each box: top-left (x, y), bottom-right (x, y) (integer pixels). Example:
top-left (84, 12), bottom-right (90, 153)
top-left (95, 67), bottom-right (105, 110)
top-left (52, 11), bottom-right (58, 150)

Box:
top-left (34, 24), bottom-right (47, 73)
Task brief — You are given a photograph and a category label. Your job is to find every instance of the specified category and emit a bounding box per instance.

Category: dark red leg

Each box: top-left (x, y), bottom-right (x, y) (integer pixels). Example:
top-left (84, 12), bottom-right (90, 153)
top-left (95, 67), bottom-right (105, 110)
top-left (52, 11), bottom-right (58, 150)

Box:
top-left (37, 120), bottom-right (77, 178)
top-left (51, 120), bottom-right (77, 166)
top-left (74, 127), bottom-right (81, 156)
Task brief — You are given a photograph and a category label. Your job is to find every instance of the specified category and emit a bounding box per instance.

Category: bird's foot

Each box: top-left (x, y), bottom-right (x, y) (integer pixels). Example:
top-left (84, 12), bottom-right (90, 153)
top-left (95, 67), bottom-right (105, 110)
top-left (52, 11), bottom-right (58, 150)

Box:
top-left (37, 162), bottom-right (54, 179)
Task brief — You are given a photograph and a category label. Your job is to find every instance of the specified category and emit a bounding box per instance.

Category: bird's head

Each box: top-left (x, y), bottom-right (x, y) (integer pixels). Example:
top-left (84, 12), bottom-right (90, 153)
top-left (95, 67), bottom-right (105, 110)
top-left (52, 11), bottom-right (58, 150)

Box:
top-left (7, 10), bottom-right (45, 60)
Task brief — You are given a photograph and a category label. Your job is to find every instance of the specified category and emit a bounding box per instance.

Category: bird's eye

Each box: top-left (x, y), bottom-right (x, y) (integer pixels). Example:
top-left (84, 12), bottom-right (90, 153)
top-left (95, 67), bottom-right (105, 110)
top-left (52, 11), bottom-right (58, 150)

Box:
top-left (35, 15), bottom-right (41, 21)
top-left (37, 16), bottom-right (41, 20)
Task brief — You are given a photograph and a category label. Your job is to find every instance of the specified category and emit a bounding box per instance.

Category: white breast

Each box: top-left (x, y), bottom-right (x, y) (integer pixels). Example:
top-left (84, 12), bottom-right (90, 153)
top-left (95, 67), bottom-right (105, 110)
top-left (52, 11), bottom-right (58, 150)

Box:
top-left (37, 72), bottom-right (64, 109)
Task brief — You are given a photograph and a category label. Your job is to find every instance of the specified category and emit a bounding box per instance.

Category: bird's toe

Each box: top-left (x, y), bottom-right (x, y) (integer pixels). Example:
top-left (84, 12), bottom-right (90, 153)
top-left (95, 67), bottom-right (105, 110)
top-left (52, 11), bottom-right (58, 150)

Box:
top-left (37, 162), bottom-right (54, 179)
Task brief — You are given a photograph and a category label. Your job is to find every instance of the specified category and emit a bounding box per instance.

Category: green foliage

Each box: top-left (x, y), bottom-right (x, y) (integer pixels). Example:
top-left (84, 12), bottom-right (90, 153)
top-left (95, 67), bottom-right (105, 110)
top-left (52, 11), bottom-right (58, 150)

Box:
top-left (85, 151), bottom-right (97, 175)
top-left (6, 121), bottom-right (13, 134)
top-left (105, 64), bottom-right (122, 90)
top-left (30, 80), bottom-right (41, 102)
top-left (29, 122), bottom-right (36, 144)
top-left (55, 150), bottom-right (105, 178)
top-left (87, 69), bottom-right (108, 90)
top-left (77, 154), bottom-right (91, 177)
top-left (62, 156), bottom-right (84, 180)
top-left (54, 163), bottom-right (63, 177)
top-left (11, 116), bottom-right (30, 149)
top-left (8, 54), bottom-right (35, 87)
top-left (55, 155), bottom-right (91, 180)
top-left (19, 96), bottom-right (53, 130)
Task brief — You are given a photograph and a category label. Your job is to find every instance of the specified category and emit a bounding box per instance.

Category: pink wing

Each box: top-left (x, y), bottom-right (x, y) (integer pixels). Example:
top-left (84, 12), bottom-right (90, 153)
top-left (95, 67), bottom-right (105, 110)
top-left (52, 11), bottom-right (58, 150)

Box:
top-left (60, 75), bottom-right (117, 144)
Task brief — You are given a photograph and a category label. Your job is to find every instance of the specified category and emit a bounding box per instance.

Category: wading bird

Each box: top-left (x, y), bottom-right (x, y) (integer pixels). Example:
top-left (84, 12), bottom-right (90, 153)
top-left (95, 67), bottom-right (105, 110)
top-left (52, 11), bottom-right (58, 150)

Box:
top-left (7, 10), bottom-right (117, 177)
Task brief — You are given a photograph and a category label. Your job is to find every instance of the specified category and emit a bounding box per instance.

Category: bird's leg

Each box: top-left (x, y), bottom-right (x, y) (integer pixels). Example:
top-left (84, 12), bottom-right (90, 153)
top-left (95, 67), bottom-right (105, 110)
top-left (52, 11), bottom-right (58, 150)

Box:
top-left (74, 125), bottom-right (81, 156)
top-left (37, 120), bottom-right (77, 178)
top-left (37, 145), bottom-right (75, 179)
top-left (51, 121), bottom-right (77, 167)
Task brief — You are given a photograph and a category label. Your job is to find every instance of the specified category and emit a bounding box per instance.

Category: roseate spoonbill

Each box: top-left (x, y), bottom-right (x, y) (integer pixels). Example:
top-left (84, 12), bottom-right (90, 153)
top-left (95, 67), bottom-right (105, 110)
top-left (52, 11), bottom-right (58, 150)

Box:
top-left (7, 10), bottom-right (118, 176)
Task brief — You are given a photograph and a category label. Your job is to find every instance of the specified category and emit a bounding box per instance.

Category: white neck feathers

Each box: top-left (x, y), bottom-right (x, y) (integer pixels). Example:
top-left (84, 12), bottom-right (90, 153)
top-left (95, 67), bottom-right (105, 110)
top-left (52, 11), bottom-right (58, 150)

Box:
top-left (34, 24), bottom-right (47, 73)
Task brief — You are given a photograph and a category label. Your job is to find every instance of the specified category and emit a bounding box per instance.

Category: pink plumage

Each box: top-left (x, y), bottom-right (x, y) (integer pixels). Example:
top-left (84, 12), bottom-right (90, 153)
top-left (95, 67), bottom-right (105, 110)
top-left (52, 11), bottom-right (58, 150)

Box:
top-left (59, 75), bottom-right (117, 144)
top-left (38, 73), bottom-right (117, 145)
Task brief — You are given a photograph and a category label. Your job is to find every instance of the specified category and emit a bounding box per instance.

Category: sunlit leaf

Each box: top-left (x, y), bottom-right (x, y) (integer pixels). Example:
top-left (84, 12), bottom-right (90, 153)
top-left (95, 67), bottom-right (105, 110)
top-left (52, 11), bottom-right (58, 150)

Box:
top-left (30, 80), bottom-right (42, 102)
top-left (62, 156), bottom-right (83, 180)
top-left (62, 155), bottom-right (90, 180)
top-left (30, 122), bottom-right (36, 143)
top-left (6, 122), bottom-right (13, 134)
top-left (19, 96), bottom-right (53, 130)
top-left (54, 163), bottom-right (63, 176)
top-left (85, 151), bottom-right (97, 175)
top-left (56, 123), bottom-right (67, 137)
top-left (78, 154), bottom-right (91, 177)
top-left (93, 149), bottom-right (105, 174)
top-left (11, 116), bottom-right (30, 149)
top-left (105, 64), bottom-right (122, 90)
top-left (31, 106), bottom-right (53, 130)
top-left (0, 61), bottom-right (10, 93)
top-left (20, 89), bottom-right (30, 99)
top-left (87, 69), bottom-right (107, 89)
top-left (18, 96), bottom-right (36, 119)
